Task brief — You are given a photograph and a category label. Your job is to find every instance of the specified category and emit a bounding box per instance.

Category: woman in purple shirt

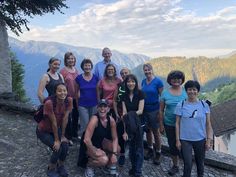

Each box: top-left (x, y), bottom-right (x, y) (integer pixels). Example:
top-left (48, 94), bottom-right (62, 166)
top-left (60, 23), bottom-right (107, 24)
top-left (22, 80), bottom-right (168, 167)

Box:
top-left (75, 59), bottom-right (99, 136)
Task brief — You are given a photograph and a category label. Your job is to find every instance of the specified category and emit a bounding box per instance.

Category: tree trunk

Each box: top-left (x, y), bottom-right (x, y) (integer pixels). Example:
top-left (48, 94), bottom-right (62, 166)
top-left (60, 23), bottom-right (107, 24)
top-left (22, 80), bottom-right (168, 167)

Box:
top-left (0, 20), bottom-right (12, 94)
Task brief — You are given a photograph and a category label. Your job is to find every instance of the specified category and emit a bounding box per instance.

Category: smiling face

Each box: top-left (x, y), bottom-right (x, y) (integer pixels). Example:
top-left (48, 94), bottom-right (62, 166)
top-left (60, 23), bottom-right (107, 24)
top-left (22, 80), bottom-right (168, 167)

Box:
top-left (143, 65), bottom-right (153, 79)
top-left (55, 84), bottom-right (67, 100)
top-left (120, 68), bottom-right (130, 80)
top-left (66, 55), bottom-right (75, 67)
top-left (102, 48), bottom-right (112, 62)
top-left (97, 104), bottom-right (109, 118)
top-left (83, 63), bottom-right (92, 73)
top-left (187, 87), bottom-right (199, 101)
top-left (170, 78), bottom-right (183, 87)
top-left (50, 60), bottom-right (60, 72)
top-left (106, 65), bottom-right (115, 77)
top-left (127, 78), bottom-right (136, 91)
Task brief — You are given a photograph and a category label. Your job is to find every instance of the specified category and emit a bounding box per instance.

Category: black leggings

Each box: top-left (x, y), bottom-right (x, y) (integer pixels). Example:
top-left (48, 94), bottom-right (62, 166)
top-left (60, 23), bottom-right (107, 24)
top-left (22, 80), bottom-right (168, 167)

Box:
top-left (181, 139), bottom-right (206, 177)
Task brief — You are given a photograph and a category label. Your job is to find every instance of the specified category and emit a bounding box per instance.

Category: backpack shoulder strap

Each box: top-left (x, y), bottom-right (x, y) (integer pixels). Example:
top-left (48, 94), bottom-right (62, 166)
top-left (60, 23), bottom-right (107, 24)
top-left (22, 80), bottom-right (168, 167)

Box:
top-left (181, 99), bottom-right (186, 108)
top-left (200, 100), bottom-right (205, 107)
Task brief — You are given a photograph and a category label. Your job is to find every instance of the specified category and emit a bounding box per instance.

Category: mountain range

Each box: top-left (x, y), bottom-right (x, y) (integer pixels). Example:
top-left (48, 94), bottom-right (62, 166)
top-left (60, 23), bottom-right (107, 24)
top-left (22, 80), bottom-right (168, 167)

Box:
top-left (8, 37), bottom-right (236, 104)
top-left (8, 37), bottom-right (150, 104)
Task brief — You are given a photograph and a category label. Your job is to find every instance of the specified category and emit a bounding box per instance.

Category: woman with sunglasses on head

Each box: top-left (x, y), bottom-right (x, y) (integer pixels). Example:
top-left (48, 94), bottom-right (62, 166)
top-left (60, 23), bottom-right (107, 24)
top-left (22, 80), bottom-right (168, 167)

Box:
top-left (38, 57), bottom-right (64, 104)
top-left (36, 83), bottom-right (73, 177)
top-left (175, 80), bottom-right (213, 177)
top-left (60, 52), bottom-right (79, 142)
top-left (159, 70), bottom-right (187, 176)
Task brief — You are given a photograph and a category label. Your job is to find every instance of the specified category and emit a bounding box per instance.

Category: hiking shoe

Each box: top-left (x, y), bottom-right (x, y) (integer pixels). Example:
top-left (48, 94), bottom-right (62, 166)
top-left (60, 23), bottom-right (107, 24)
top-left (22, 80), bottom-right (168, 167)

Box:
top-left (129, 169), bottom-right (135, 176)
top-left (47, 168), bottom-right (59, 177)
top-left (144, 148), bottom-right (153, 160)
top-left (168, 166), bottom-right (179, 176)
top-left (57, 165), bottom-right (68, 177)
top-left (118, 155), bottom-right (125, 166)
top-left (68, 140), bottom-right (73, 146)
top-left (153, 151), bottom-right (161, 165)
top-left (84, 167), bottom-right (95, 177)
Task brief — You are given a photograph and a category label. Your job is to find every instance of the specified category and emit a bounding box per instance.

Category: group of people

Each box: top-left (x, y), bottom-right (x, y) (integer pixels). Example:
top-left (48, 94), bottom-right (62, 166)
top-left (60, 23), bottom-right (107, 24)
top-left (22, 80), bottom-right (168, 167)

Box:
top-left (36, 47), bottom-right (213, 177)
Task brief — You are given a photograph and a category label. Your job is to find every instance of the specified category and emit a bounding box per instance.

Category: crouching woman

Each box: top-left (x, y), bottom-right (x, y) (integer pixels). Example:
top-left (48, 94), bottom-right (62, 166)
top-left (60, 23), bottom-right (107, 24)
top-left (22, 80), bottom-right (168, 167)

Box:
top-left (36, 83), bottom-right (73, 177)
top-left (78, 99), bottom-right (119, 177)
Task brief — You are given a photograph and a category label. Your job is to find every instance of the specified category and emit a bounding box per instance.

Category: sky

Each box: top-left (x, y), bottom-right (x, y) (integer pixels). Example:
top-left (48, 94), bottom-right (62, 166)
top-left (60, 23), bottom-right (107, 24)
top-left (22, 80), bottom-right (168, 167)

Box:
top-left (10, 0), bottom-right (236, 58)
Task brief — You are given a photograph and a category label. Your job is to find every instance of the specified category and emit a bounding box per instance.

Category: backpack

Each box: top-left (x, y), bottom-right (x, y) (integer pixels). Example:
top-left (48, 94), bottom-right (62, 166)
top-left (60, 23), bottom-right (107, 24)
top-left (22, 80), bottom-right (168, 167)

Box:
top-left (33, 96), bottom-right (68, 123)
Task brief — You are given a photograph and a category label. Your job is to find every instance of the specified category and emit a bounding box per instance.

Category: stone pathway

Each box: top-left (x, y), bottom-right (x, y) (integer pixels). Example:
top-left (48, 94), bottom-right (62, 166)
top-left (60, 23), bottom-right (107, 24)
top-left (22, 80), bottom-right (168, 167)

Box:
top-left (0, 110), bottom-right (234, 177)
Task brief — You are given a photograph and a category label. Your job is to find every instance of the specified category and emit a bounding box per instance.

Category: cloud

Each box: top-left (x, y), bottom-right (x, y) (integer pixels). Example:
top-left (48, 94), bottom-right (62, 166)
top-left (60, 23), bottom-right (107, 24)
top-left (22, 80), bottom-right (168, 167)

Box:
top-left (11, 0), bottom-right (236, 57)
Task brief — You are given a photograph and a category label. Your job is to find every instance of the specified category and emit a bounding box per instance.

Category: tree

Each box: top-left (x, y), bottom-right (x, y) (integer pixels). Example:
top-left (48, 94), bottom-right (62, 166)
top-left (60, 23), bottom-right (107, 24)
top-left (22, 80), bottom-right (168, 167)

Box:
top-left (0, 0), bottom-right (67, 94)
top-left (11, 52), bottom-right (28, 102)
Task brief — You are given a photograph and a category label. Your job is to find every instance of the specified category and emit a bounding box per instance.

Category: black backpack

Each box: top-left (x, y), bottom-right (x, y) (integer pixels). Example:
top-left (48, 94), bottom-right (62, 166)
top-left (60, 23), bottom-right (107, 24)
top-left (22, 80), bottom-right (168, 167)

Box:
top-left (34, 96), bottom-right (68, 123)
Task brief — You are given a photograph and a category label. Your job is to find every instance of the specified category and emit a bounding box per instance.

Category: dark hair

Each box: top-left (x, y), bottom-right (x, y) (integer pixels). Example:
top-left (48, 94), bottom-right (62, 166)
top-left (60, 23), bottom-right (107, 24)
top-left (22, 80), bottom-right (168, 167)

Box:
top-left (184, 80), bottom-right (200, 92)
top-left (47, 57), bottom-right (60, 72)
top-left (124, 74), bottom-right (139, 95)
top-left (80, 58), bottom-right (93, 70)
top-left (53, 82), bottom-right (67, 95)
top-left (167, 70), bottom-right (185, 85)
top-left (104, 63), bottom-right (117, 78)
top-left (64, 52), bottom-right (76, 67)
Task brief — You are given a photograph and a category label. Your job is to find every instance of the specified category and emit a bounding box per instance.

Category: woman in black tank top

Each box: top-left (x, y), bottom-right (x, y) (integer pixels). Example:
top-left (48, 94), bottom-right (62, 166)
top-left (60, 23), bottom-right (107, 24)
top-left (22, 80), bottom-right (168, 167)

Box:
top-left (79, 99), bottom-right (119, 176)
top-left (38, 57), bottom-right (64, 104)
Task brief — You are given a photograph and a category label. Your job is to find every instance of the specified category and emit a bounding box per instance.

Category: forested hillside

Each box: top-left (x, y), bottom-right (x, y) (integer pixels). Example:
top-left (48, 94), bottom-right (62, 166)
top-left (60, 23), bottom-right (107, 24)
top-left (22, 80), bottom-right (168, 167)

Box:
top-left (133, 55), bottom-right (236, 91)
top-left (200, 82), bottom-right (236, 106)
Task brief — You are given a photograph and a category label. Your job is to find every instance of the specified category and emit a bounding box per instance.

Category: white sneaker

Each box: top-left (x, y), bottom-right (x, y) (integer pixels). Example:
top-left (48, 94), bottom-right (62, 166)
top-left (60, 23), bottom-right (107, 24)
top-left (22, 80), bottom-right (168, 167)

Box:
top-left (84, 167), bottom-right (94, 177)
top-left (102, 165), bottom-right (119, 176)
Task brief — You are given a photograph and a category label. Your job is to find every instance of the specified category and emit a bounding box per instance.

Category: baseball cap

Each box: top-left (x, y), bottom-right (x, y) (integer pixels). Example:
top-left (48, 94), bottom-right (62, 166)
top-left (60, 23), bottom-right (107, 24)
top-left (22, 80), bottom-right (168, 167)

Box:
top-left (98, 99), bottom-right (109, 106)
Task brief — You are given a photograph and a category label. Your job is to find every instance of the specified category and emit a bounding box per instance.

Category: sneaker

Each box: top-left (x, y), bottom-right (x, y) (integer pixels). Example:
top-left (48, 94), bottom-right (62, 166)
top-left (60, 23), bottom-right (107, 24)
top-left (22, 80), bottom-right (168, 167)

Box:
top-left (144, 148), bottom-right (153, 160)
top-left (47, 168), bottom-right (59, 177)
top-left (168, 165), bottom-right (179, 176)
top-left (57, 165), bottom-right (68, 177)
top-left (153, 151), bottom-right (161, 165)
top-left (118, 155), bottom-right (125, 166)
top-left (102, 165), bottom-right (118, 175)
top-left (84, 167), bottom-right (95, 177)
